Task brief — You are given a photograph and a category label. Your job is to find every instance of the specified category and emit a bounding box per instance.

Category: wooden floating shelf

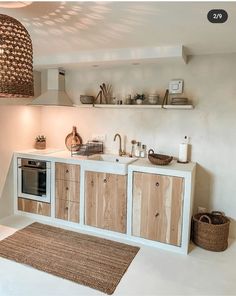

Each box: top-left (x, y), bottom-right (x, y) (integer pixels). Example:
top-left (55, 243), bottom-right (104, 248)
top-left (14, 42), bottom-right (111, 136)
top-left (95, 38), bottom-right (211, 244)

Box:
top-left (74, 104), bottom-right (194, 110)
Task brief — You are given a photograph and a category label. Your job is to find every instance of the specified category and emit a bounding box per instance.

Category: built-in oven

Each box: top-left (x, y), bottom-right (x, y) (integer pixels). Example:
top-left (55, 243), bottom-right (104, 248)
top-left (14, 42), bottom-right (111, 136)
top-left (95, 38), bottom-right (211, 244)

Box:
top-left (17, 158), bottom-right (51, 203)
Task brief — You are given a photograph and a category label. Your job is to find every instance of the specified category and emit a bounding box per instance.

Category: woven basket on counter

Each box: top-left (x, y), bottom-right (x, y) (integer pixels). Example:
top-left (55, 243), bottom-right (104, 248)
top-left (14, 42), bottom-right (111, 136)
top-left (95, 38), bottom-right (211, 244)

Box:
top-left (148, 149), bottom-right (173, 166)
top-left (192, 211), bottom-right (230, 252)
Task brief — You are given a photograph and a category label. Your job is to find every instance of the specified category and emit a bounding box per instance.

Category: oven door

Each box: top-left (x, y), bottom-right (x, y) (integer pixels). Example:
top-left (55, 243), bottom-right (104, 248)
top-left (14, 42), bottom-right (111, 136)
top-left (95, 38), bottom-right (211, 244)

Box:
top-left (17, 160), bottom-right (51, 203)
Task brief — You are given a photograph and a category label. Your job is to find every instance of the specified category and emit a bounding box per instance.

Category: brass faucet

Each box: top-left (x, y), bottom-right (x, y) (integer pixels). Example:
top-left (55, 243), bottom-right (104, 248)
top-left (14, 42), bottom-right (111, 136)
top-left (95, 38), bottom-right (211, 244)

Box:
top-left (113, 133), bottom-right (125, 156)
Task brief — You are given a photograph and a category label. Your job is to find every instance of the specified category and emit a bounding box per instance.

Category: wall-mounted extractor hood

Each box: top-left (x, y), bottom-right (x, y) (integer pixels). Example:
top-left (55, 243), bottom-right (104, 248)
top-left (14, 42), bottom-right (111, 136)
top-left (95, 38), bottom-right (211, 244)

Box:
top-left (30, 69), bottom-right (73, 107)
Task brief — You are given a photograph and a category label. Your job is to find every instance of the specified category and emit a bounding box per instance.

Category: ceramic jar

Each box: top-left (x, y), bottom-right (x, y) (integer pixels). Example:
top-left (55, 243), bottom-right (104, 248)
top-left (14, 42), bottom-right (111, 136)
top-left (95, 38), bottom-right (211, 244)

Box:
top-left (148, 94), bottom-right (159, 105)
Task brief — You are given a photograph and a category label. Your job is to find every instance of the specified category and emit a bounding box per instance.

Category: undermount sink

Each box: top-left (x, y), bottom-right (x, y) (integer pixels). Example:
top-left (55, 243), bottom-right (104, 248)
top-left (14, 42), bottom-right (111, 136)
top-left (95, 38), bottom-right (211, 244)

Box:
top-left (89, 154), bottom-right (136, 164)
top-left (86, 154), bottom-right (137, 175)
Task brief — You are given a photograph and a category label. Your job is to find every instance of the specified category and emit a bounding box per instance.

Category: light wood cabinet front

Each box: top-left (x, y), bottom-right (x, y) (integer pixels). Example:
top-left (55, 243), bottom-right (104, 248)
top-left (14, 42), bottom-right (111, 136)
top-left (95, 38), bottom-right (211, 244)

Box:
top-left (56, 180), bottom-right (80, 203)
top-left (55, 163), bottom-right (80, 182)
top-left (56, 199), bottom-right (79, 223)
top-left (55, 162), bottom-right (80, 223)
top-left (18, 197), bottom-right (51, 216)
top-left (85, 171), bottom-right (127, 233)
top-left (132, 172), bottom-right (184, 246)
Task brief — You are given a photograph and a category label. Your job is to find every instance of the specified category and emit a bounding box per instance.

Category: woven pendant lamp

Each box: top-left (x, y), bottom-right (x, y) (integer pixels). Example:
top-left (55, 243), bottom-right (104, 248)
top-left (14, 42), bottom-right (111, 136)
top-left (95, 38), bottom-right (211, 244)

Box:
top-left (0, 14), bottom-right (34, 98)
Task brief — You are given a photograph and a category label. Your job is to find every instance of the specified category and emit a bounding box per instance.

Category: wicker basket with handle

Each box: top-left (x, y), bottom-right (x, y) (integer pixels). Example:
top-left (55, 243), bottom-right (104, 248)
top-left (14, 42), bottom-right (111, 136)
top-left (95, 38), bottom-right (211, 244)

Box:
top-left (148, 149), bottom-right (173, 166)
top-left (192, 211), bottom-right (230, 252)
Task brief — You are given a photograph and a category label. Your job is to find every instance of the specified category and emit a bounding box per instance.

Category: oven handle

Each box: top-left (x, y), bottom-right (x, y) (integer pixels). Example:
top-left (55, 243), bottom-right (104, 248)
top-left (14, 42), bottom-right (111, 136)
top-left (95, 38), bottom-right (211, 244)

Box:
top-left (18, 166), bottom-right (47, 173)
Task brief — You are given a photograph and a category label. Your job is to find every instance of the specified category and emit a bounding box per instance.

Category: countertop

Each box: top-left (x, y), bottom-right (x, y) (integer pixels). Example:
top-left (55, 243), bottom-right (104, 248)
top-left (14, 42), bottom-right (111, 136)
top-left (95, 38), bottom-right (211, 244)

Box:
top-left (14, 148), bottom-right (196, 175)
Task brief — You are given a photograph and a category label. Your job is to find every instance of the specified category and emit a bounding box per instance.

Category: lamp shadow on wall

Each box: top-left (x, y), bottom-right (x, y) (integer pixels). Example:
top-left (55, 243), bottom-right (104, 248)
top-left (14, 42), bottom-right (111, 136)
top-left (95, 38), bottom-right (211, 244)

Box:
top-left (194, 164), bottom-right (213, 213)
top-left (0, 158), bottom-right (14, 219)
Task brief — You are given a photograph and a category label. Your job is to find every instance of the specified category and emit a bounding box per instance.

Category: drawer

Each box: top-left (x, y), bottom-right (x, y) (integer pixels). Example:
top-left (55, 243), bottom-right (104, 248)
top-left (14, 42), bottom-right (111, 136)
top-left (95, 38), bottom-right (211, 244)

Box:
top-left (56, 179), bottom-right (80, 202)
top-left (18, 197), bottom-right (51, 217)
top-left (56, 199), bottom-right (80, 223)
top-left (55, 163), bottom-right (80, 182)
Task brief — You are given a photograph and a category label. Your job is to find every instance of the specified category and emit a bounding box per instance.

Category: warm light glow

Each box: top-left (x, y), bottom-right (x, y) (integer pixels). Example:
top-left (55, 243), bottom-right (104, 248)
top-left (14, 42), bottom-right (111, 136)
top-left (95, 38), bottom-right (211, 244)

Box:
top-left (0, 2), bottom-right (32, 8)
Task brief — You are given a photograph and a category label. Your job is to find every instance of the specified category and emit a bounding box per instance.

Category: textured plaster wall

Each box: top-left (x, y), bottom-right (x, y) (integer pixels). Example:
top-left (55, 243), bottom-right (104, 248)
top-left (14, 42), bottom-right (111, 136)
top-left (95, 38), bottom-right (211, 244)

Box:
top-left (0, 106), bottom-right (41, 218)
top-left (40, 53), bottom-right (236, 237)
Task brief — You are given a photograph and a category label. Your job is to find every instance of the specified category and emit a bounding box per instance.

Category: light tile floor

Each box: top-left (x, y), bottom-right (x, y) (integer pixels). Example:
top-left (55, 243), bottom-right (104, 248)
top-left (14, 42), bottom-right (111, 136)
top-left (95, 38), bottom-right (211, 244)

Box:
top-left (0, 215), bottom-right (235, 296)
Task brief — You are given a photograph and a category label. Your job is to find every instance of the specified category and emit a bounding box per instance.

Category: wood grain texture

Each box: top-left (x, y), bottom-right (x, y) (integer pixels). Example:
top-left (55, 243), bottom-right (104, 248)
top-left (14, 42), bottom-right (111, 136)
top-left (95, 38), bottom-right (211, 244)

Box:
top-left (55, 163), bottom-right (80, 182)
top-left (132, 172), bottom-right (184, 246)
top-left (18, 197), bottom-right (51, 216)
top-left (55, 179), bottom-right (80, 202)
top-left (85, 171), bottom-right (127, 233)
top-left (56, 199), bottom-right (80, 223)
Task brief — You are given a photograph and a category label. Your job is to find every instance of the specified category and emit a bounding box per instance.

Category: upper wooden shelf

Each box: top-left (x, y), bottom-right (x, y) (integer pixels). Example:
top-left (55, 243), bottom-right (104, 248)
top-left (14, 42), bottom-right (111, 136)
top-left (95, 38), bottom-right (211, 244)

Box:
top-left (74, 104), bottom-right (194, 110)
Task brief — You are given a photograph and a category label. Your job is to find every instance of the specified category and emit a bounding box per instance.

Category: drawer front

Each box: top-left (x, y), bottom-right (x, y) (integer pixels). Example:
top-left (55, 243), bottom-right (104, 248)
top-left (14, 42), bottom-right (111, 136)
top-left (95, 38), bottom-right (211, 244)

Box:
top-left (18, 197), bottom-right (51, 217)
top-left (56, 179), bottom-right (80, 203)
top-left (55, 163), bottom-right (80, 182)
top-left (56, 199), bottom-right (79, 223)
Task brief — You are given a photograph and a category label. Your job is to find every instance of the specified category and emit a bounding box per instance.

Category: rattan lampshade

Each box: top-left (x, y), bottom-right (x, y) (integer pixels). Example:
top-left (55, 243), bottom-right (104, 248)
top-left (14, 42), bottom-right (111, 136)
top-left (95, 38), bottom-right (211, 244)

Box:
top-left (0, 14), bottom-right (34, 98)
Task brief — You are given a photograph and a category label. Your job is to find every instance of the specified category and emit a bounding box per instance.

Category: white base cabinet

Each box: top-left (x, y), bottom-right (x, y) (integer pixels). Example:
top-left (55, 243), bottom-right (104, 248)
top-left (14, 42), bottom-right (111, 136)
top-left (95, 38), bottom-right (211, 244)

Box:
top-left (14, 152), bottom-right (196, 254)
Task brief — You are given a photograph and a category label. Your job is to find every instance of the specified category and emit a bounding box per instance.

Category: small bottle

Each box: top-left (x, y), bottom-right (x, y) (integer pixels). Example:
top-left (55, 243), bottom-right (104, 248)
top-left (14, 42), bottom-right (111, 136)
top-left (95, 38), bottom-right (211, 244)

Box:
top-left (130, 140), bottom-right (137, 157)
top-left (140, 144), bottom-right (147, 158)
top-left (125, 94), bottom-right (132, 105)
top-left (135, 142), bottom-right (141, 157)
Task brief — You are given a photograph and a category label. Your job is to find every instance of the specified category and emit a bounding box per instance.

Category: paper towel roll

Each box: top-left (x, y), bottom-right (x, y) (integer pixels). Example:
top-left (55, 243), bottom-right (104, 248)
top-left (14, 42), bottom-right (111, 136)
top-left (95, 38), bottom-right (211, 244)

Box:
top-left (179, 143), bottom-right (188, 163)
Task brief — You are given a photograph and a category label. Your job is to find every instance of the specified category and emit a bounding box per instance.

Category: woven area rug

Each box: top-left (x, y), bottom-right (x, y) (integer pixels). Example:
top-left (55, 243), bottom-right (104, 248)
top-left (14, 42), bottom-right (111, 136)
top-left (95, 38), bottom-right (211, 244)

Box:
top-left (0, 222), bottom-right (139, 294)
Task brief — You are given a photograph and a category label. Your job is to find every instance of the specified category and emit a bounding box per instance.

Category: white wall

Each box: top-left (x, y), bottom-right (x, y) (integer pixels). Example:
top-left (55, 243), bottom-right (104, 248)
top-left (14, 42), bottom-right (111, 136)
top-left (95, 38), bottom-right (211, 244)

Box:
top-left (0, 71), bottom-right (42, 218)
top-left (40, 53), bottom-right (236, 238)
top-left (0, 106), bottom-right (41, 218)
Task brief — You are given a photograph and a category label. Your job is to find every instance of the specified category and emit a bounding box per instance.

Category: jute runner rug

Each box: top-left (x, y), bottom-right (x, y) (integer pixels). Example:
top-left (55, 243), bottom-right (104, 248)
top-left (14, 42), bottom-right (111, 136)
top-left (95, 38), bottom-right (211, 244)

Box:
top-left (0, 222), bottom-right (139, 294)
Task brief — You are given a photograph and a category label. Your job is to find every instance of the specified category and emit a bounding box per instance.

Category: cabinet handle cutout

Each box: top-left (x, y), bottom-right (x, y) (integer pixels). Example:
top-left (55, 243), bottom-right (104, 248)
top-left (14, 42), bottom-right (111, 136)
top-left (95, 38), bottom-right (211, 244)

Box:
top-left (155, 182), bottom-right (160, 187)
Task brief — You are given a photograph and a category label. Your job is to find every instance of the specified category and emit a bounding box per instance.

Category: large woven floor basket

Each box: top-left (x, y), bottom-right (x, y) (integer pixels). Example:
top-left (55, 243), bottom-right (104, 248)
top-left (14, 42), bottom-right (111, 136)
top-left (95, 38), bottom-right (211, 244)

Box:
top-left (192, 211), bottom-right (230, 252)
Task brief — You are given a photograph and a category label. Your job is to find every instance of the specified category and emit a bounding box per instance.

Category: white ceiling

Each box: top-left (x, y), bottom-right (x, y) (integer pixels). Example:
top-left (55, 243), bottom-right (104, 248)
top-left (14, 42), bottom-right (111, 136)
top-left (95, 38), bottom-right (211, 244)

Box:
top-left (1, 1), bottom-right (236, 65)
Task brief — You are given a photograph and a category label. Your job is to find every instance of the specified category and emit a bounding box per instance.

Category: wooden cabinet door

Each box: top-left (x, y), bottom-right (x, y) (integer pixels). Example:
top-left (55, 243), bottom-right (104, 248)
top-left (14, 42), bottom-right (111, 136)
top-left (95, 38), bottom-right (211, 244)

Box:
top-left (56, 180), bottom-right (80, 203)
top-left (85, 171), bottom-right (127, 233)
top-left (55, 163), bottom-right (80, 182)
top-left (132, 172), bottom-right (184, 246)
top-left (18, 197), bottom-right (51, 217)
top-left (56, 199), bottom-right (80, 223)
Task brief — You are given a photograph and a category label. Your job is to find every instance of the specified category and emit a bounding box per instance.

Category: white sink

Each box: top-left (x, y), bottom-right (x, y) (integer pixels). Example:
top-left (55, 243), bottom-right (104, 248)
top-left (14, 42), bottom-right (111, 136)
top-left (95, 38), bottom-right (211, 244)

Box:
top-left (86, 154), bottom-right (137, 175)
top-left (89, 154), bottom-right (136, 164)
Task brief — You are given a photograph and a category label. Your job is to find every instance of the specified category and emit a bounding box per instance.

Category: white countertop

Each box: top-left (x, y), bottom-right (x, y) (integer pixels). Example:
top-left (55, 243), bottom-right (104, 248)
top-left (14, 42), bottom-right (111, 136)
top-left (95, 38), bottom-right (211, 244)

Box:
top-left (14, 149), bottom-right (196, 176)
top-left (15, 148), bottom-right (89, 161)
top-left (130, 158), bottom-right (196, 172)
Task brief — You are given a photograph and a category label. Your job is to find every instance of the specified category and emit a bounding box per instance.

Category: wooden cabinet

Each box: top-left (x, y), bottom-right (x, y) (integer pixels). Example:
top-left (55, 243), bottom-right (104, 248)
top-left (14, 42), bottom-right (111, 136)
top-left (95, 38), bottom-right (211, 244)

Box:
top-left (55, 163), bottom-right (80, 182)
top-left (55, 179), bottom-right (80, 203)
top-left (55, 162), bottom-right (80, 223)
top-left (85, 171), bottom-right (127, 233)
top-left (132, 172), bottom-right (184, 246)
top-left (55, 199), bottom-right (79, 223)
top-left (18, 197), bottom-right (51, 216)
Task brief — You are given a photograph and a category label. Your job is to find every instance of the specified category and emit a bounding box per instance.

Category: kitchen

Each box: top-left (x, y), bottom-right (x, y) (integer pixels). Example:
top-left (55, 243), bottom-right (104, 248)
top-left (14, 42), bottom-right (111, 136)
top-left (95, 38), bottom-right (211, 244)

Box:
top-left (0, 1), bottom-right (236, 296)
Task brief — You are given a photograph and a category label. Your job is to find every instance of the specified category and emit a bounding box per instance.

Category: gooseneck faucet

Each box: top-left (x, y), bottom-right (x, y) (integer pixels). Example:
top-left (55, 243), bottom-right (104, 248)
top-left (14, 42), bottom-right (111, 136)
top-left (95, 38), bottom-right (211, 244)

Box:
top-left (114, 133), bottom-right (125, 156)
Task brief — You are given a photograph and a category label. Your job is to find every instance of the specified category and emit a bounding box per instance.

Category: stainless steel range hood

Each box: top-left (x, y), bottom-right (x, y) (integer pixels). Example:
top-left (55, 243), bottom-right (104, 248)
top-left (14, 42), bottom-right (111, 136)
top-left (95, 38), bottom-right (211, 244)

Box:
top-left (30, 69), bottom-right (73, 106)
